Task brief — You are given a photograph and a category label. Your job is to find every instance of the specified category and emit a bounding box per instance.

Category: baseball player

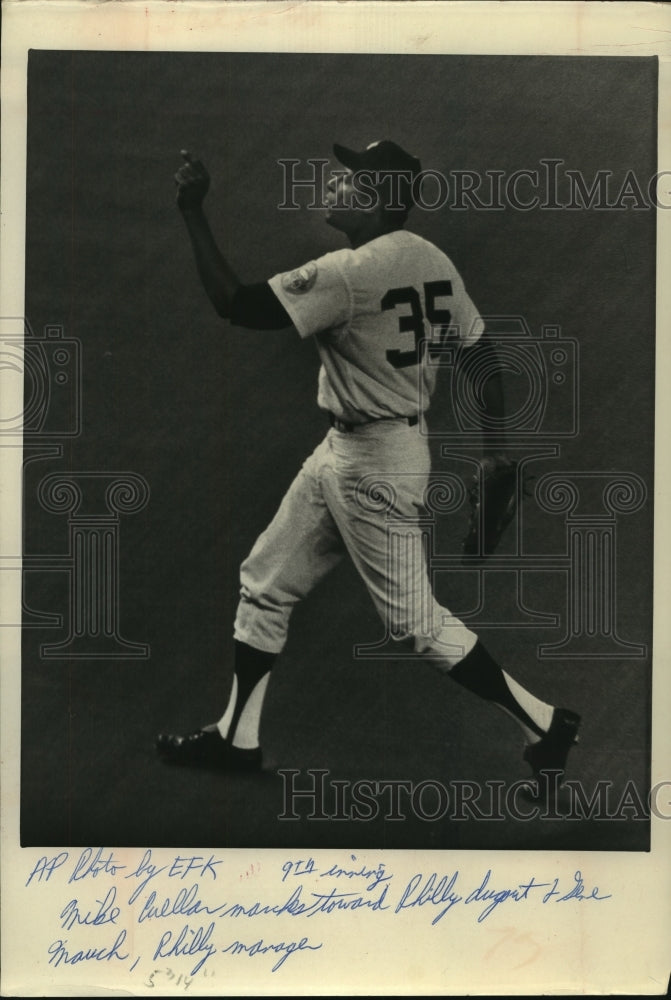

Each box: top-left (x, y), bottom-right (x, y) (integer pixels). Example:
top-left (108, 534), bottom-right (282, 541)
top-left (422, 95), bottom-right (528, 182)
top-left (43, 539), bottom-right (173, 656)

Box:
top-left (157, 140), bottom-right (581, 802)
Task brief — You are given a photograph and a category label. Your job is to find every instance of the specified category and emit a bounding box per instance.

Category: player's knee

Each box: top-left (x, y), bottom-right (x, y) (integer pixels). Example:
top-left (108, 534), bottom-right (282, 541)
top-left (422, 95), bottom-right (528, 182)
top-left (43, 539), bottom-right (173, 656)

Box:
top-left (388, 613), bottom-right (428, 644)
top-left (234, 595), bottom-right (290, 656)
top-left (238, 582), bottom-right (282, 615)
top-left (238, 552), bottom-right (274, 605)
top-left (413, 625), bottom-right (479, 669)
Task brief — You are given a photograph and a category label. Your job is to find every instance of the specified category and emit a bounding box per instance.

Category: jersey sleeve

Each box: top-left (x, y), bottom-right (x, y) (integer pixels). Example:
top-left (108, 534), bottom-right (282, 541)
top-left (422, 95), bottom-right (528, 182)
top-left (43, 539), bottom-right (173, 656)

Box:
top-left (229, 282), bottom-right (293, 330)
top-left (454, 273), bottom-right (485, 347)
top-left (268, 250), bottom-right (352, 339)
top-left (461, 305), bottom-right (485, 347)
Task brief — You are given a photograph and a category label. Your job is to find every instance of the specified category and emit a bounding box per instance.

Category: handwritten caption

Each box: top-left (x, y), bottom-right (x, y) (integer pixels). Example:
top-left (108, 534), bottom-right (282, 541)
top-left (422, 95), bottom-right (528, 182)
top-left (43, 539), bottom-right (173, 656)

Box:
top-left (24, 848), bottom-right (611, 982)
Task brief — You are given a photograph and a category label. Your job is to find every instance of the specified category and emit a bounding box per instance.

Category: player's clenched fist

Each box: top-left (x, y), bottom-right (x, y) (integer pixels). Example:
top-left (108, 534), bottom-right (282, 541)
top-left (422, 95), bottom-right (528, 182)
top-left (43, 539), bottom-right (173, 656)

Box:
top-left (174, 149), bottom-right (210, 210)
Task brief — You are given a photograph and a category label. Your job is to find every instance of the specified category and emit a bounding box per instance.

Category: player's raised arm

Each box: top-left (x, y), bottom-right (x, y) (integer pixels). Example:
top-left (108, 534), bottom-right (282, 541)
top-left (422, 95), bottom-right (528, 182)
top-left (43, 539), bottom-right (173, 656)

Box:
top-left (174, 150), bottom-right (241, 318)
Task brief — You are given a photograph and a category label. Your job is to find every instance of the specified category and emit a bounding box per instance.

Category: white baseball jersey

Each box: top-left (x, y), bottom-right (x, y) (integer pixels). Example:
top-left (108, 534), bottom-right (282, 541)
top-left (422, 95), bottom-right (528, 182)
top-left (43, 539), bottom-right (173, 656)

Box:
top-left (269, 230), bottom-right (484, 424)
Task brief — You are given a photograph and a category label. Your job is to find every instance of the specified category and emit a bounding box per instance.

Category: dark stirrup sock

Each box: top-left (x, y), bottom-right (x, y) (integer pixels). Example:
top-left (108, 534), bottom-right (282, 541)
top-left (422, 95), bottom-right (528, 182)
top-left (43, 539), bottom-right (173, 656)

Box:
top-left (449, 640), bottom-right (553, 743)
top-left (218, 640), bottom-right (276, 745)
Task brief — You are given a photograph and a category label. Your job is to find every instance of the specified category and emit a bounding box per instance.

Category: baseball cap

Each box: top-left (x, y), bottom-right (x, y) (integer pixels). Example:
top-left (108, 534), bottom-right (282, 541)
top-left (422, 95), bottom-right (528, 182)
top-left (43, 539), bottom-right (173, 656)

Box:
top-left (333, 140), bottom-right (422, 178)
top-left (333, 140), bottom-right (422, 212)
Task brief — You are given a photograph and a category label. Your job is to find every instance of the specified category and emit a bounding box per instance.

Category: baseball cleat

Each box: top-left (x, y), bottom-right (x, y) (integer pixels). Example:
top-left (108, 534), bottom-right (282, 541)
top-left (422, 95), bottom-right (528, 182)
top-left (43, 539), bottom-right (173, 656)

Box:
top-left (155, 724), bottom-right (262, 772)
top-left (521, 707), bottom-right (581, 802)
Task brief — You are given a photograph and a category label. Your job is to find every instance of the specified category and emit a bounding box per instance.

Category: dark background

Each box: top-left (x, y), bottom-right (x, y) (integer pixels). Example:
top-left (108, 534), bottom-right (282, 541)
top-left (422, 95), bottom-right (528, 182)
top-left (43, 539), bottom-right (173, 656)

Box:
top-left (21, 51), bottom-right (656, 849)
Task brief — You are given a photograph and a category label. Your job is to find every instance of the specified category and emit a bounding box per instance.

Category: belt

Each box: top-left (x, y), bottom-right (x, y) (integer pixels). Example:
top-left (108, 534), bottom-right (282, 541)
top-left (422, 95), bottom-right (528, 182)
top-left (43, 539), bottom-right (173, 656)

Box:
top-left (328, 412), bottom-right (419, 433)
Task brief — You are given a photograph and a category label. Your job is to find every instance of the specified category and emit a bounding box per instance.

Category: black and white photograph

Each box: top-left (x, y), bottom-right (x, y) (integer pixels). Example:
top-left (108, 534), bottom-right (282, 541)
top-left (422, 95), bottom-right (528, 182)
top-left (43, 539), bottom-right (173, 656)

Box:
top-left (18, 47), bottom-right (657, 851)
top-left (2, 2), bottom-right (670, 996)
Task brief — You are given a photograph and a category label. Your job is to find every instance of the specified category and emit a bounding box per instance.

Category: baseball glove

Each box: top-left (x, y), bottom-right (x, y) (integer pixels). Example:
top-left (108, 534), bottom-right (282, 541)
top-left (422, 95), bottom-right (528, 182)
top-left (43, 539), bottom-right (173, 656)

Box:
top-left (462, 459), bottom-right (523, 557)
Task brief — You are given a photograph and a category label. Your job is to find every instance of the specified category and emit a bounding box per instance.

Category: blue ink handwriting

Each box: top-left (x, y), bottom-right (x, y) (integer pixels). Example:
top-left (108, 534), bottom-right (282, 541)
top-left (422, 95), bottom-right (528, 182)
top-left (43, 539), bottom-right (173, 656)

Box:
top-left (396, 869), bottom-right (612, 925)
top-left (60, 886), bottom-right (121, 930)
top-left (26, 852), bottom-right (69, 886)
top-left (153, 922), bottom-right (217, 976)
top-left (320, 854), bottom-right (392, 891)
top-left (276, 884), bottom-right (390, 917)
top-left (126, 849), bottom-right (169, 903)
top-left (48, 929), bottom-right (130, 966)
top-left (25, 848), bottom-right (614, 984)
top-left (395, 871), bottom-right (463, 924)
top-left (69, 848), bottom-right (126, 883)
top-left (465, 871), bottom-right (552, 922)
top-left (126, 851), bottom-right (223, 906)
top-left (541, 870), bottom-right (612, 904)
top-left (222, 935), bottom-right (323, 972)
top-left (281, 858), bottom-right (316, 881)
top-left (168, 855), bottom-right (222, 881)
top-left (138, 883), bottom-right (226, 923)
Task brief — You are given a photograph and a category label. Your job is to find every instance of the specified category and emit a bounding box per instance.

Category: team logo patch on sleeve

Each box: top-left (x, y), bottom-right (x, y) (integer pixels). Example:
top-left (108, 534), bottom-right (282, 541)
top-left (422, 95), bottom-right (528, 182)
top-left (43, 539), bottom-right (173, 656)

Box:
top-left (282, 261), bottom-right (318, 295)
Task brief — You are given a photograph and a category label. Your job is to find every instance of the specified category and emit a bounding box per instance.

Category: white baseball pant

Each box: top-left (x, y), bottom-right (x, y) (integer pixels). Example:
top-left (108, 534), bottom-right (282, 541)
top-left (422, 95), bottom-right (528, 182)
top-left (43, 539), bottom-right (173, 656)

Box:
top-left (233, 418), bottom-right (478, 669)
